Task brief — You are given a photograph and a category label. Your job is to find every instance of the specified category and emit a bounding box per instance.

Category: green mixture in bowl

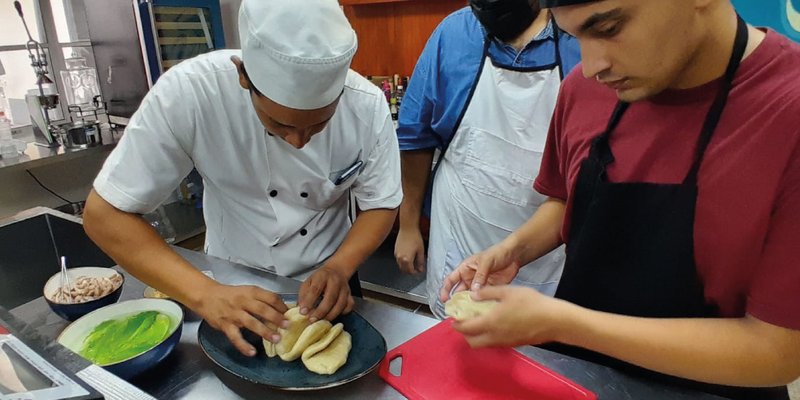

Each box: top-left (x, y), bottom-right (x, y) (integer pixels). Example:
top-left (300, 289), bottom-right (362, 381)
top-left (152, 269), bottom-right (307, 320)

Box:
top-left (79, 310), bottom-right (172, 365)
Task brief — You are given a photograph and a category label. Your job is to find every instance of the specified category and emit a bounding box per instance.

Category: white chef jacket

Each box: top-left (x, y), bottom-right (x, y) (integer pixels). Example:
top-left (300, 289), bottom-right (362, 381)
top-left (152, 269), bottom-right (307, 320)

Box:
top-left (94, 50), bottom-right (402, 277)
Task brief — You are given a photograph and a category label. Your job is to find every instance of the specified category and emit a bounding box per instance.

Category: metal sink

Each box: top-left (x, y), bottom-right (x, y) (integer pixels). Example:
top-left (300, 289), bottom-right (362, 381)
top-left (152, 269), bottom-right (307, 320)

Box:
top-left (0, 207), bottom-right (114, 309)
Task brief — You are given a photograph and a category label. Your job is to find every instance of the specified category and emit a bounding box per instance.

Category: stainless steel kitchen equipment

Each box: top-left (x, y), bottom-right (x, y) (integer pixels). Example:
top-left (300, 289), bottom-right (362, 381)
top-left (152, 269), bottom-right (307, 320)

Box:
top-left (82, 0), bottom-right (226, 124)
top-left (57, 120), bottom-right (101, 149)
top-left (14, 1), bottom-right (60, 148)
top-left (57, 102), bottom-right (106, 149)
top-left (137, 0), bottom-right (226, 83)
top-left (60, 56), bottom-right (101, 108)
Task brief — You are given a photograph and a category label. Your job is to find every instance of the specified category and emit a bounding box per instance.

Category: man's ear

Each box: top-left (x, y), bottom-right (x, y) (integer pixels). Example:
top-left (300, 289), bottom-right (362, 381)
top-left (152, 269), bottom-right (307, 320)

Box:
top-left (230, 55), bottom-right (250, 91)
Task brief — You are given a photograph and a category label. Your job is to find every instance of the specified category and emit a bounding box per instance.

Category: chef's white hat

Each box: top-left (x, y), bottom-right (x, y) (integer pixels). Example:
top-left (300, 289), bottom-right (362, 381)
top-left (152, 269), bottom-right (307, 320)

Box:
top-left (238, 0), bottom-right (358, 110)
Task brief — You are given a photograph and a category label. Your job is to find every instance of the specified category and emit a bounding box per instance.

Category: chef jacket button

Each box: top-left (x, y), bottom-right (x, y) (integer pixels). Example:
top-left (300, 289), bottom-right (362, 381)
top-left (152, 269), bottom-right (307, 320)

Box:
top-left (270, 190), bottom-right (278, 197)
top-left (300, 229), bottom-right (308, 236)
top-left (300, 192), bottom-right (308, 198)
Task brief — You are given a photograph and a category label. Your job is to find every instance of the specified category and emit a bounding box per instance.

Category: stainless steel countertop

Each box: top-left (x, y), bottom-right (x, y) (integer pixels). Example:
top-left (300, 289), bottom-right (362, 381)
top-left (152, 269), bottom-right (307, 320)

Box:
top-left (8, 245), bottom-right (726, 400)
top-left (0, 125), bottom-right (117, 171)
top-left (358, 232), bottom-right (428, 304)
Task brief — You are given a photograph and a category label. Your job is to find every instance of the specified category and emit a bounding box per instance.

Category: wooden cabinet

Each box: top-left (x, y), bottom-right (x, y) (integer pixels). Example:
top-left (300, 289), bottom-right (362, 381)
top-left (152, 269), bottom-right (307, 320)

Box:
top-left (342, 0), bottom-right (466, 76)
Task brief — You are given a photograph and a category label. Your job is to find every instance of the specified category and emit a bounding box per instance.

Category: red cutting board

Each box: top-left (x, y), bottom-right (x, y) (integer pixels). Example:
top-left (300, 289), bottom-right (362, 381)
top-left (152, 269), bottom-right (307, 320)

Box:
top-left (379, 319), bottom-right (596, 400)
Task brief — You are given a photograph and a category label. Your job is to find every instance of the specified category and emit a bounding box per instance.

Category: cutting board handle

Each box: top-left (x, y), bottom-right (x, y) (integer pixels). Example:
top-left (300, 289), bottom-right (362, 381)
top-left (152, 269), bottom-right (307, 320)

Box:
top-left (379, 350), bottom-right (404, 379)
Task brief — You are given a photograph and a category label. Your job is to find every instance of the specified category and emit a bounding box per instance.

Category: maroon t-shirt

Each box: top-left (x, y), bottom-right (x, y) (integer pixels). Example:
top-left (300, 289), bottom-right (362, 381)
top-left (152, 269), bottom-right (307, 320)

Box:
top-left (535, 30), bottom-right (800, 328)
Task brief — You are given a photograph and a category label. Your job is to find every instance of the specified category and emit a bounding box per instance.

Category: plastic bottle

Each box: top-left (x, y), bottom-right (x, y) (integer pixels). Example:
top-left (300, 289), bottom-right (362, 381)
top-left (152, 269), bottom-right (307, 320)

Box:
top-left (0, 118), bottom-right (17, 160)
top-left (389, 97), bottom-right (399, 130)
top-left (0, 74), bottom-right (8, 121)
top-left (390, 97), bottom-right (398, 121)
top-left (381, 80), bottom-right (392, 103)
top-left (395, 84), bottom-right (404, 114)
top-left (0, 117), bottom-right (12, 142)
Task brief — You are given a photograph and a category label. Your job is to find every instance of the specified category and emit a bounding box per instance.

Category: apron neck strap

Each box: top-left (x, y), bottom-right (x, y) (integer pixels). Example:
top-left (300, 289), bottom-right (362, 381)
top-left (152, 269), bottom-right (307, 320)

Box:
top-left (552, 17), bottom-right (564, 81)
top-left (683, 14), bottom-right (749, 185)
top-left (590, 101), bottom-right (629, 169)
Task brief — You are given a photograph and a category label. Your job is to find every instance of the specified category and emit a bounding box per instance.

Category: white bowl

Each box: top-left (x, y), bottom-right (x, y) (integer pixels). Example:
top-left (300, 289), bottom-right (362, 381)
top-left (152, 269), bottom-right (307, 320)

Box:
top-left (43, 267), bottom-right (124, 321)
top-left (57, 298), bottom-right (183, 379)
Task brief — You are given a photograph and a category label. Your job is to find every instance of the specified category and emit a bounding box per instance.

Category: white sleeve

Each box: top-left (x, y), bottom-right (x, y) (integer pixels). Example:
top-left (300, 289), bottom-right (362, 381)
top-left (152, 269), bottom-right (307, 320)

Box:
top-left (93, 71), bottom-right (195, 214)
top-left (351, 96), bottom-right (403, 211)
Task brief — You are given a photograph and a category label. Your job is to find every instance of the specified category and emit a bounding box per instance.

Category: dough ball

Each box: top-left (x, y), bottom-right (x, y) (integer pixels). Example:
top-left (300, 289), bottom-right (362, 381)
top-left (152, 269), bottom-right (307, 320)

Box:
top-left (302, 323), bottom-right (344, 361)
top-left (263, 339), bottom-right (277, 357)
top-left (302, 326), bottom-right (351, 375)
top-left (444, 291), bottom-right (497, 321)
top-left (279, 320), bottom-right (332, 362)
top-left (275, 307), bottom-right (312, 359)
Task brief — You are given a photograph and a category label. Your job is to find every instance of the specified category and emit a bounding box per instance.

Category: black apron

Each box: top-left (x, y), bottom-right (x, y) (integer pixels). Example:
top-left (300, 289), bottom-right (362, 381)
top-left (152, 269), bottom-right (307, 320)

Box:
top-left (549, 16), bottom-right (789, 400)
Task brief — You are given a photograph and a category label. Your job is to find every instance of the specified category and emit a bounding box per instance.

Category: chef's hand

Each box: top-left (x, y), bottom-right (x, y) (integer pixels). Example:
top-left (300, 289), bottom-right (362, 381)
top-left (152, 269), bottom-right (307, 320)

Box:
top-left (298, 265), bottom-right (355, 323)
top-left (452, 286), bottom-right (573, 348)
top-left (195, 283), bottom-right (289, 357)
top-left (394, 227), bottom-right (426, 274)
top-left (439, 242), bottom-right (522, 303)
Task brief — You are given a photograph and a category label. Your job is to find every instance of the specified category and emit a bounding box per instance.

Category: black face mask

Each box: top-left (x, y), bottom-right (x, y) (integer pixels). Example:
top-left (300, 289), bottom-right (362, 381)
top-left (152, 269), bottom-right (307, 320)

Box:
top-left (469, 0), bottom-right (541, 42)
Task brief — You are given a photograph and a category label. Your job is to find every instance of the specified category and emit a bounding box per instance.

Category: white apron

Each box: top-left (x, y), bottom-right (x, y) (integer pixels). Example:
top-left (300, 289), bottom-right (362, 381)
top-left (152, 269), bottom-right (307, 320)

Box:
top-left (427, 36), bottom-right (566, 318)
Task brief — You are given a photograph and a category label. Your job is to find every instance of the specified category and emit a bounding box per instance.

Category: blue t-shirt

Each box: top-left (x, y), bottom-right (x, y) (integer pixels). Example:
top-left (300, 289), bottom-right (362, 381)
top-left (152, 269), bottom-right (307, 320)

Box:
top-left (397, 7), bottom-right (582, 151)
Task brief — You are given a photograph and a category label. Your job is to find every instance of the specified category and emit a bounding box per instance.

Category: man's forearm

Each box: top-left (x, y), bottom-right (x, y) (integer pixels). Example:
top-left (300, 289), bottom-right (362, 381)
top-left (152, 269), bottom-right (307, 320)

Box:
top-left (504, 198), bottom-right (566, 265)
top-left (325, 207), bottom-right (398, 277)
top-left (557, 304), bottom-right (800, 387)
top-left (83, 190), bottom-right (216, 309)
top-left (398, 150), bottom-right (435, 231)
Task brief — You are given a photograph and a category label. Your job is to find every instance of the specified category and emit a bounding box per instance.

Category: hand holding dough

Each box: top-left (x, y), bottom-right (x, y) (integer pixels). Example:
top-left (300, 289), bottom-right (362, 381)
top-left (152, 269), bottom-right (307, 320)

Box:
top-left (444, 291), bottom-right (497, 321)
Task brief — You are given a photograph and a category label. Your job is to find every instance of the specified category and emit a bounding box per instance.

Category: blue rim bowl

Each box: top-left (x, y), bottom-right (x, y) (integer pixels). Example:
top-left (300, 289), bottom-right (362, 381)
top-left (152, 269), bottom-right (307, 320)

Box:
top-left (43, 267), bottom-right (125, 321)
top-left (57, 298), bottom-right (184, 380)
